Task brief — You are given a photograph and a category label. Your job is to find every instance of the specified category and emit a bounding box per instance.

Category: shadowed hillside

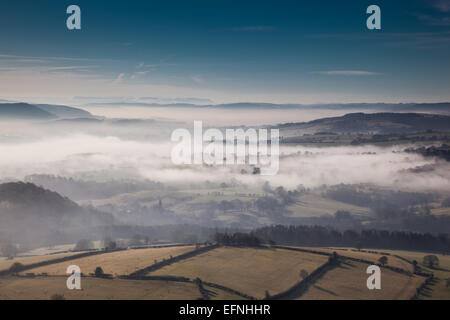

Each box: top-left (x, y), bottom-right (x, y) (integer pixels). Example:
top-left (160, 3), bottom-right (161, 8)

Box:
top-left (0, 182), bottom-right (113, 249)
top-left (0, 103), bottom-right (55, 119)
top-left (0, 103), bottom-right (92, 120)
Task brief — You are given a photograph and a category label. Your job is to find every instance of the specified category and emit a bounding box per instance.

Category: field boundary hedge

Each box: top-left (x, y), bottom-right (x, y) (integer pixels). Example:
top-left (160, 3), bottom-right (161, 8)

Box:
top-left (274, 245), bottom-right (412, 276)
top-left (201, 280), bottom-right (256, 300)
top-left (0, 250), bottom-right (113, 276)
top-left (128, 244), bottom-right (218, 277)
top-left (266, 257), bottom-right (338, 300)
top-left (120, 274), bottom-right (254, 300)
top-left (274, 245), bottom-right (434, 300)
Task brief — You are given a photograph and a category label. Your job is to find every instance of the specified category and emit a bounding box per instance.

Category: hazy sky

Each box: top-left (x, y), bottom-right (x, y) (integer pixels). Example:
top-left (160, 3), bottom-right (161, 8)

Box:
top-left (0, 0), bottom-right (450, 105)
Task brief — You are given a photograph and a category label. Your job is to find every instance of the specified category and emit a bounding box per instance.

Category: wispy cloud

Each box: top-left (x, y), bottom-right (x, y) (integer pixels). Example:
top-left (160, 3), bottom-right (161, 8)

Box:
top-left (416, 1), bottom-right (450, 26)
top-left (229, 26), bottom-right (275, 32)
top-left (46, 66), bottom-right (97, 71)
top-left (136, 62), bottom-right (155, 69)
top-left (416, 13), bottom-right (450, 26)
top-left (306, 32), bottom-right (450, 49)
top-left (0, 54), bottom-right (97, 62)
top-left (73, 96), bottom-right (133, 101)
top-left (7, 59), bottom-right (48, 63)
top-left (137, 97), bottom-right (214, 104)
top-left (0, 65), bottom-right (97, 74)
top-left (311, 70), bottom-right (382, 76)
top-left (191, 75), bottom-right (204, 84)
top-left (130, 71), bottom-right (149, 79)
top-left (433, 0), bottom-right (450, 12)
top-left (112, 73), bottom-right (126, 84)
top-left (0, 53), bottom-right (100, 75)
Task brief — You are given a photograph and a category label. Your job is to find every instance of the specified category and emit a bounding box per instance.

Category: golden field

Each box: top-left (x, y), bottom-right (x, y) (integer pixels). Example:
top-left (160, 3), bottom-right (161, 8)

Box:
top-left (295, 247), bottom-right (414, 272)
top-left (150, 246), bottom-right (329, 299)
top-left (380, 249), bottom-right (450, 300)
top-left (0, 276), bottom-right (211, 300)
top-left (299, 260), bottom-right (425, 300)
top-left (0, 245), bottom-right (446, 300)
top-left (24, 246), bottom-right (195, 276)
top-left (0, 252), bottom-right (82, 273)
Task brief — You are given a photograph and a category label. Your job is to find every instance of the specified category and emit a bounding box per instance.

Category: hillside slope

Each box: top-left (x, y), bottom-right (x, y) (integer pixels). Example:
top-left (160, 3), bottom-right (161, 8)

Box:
top-left (0, 182), bottom-right (113, 248)
top-left (278, 113), bottom-right (450, 134)
top-left (0, 103), bottom-right (92, 120)
top-left (35, 104), bottom-right (92, 118)
top-left (0, 103), bottom-right (55, 119)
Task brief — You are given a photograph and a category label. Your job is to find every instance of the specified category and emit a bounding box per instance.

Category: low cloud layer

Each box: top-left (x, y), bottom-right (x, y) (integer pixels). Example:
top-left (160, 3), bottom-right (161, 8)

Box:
top-left (0, 133), bottom-right (448, 193)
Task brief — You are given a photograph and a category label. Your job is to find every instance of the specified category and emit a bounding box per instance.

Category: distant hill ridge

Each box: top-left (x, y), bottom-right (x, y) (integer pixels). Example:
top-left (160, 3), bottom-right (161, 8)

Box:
top-left (276, 112), bottom-right (450, 134)
top-left (0, 102), bottom-right (92, 119)
top-left (83, 101), bottom-right (450, 112)
top-left (0, 103), bottom-right (55, 119)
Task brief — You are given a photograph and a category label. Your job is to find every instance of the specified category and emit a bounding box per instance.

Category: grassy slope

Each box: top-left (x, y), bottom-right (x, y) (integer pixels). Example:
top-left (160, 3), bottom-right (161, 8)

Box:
top-left (299, 260), bottom-right (425, 300)
top-left (0, 252), bottom-right (82, 273)
top-left (380, 249), bottom-right (450, 300)
top-left (24, 246), bottom-right (195, 276)
top-left (0, 276), bottom-right (245, 300)
top-left (1, 246), bottom-right (445, 300)
top-left (296, 247), bottom-right (414, 272)
top-left (151, 247), bottom-right (328, 299)
top-left (286, 194), bottom-right (370, 218)
top-left (0, 276), bottom-right (202, 300)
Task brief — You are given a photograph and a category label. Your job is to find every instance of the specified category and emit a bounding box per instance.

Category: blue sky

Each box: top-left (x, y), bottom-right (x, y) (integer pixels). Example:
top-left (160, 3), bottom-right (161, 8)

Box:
top-left (0, 0), bottom-right (449, 104)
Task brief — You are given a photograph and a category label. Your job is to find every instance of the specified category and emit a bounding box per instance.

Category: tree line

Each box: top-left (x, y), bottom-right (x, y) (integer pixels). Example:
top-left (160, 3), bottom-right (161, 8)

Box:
top-left (213, 232), bottom-right (261, 247)
top-left (253, 225), bottom-right (449, 253)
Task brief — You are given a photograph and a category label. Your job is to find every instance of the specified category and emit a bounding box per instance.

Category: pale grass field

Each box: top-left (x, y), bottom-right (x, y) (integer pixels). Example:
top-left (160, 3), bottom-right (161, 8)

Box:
top-left (19, 244), bottom-right (76, 256)
top-left (286, 194), bottom-right (370, 218)
top-left (151, 247), bottom-right (329, 299)
top-left (0, 276), bottom-right (203, 300)
top-left (0, 275), bottom-right (245, 300)
top-left (294, 246), bottom-right (415, 272)
top-left (430, 206), bottom-right (450, 216)
top-left (380, 249), bottom-right (450, 270)
top-left (25, 246), bottom-right (195, 276)
top-left (204, 284), bottom-right (248, 300)
top-left (0, 252), bottom-right (82, 272)
top-left (299, 260), bottom-right (426, 300)
top-left (380, 249), bottom-right (450, 300)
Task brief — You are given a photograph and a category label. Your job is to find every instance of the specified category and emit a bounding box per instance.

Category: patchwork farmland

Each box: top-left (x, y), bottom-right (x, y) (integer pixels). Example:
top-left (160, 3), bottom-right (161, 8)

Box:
top-left (0, 244), bottom-right (446, 300)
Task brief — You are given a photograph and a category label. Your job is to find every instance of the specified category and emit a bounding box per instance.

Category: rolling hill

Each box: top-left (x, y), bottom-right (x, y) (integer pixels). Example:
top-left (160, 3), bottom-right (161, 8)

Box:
top-left (0, 103), bottom-right (92, 120)
top-left (0, 182), bottom-right (113, 248)
top-left (0, 103), bottom-right (55, 119)
top-left (35, 104), bottom-right (92, 119)
top-left (1, 245), bottom-right (433, 300)
top-left (82, 101), bottom-right (450, 113)
top-left (277, 112), bottom-right (450, 135)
